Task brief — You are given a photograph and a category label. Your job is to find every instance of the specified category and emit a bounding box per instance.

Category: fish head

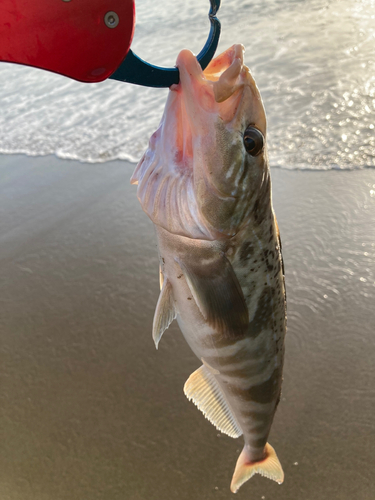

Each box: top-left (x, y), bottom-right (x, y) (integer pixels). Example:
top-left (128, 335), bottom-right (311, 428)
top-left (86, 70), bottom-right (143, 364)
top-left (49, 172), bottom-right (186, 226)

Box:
top-left (132, 45), bottom-right (270, 240)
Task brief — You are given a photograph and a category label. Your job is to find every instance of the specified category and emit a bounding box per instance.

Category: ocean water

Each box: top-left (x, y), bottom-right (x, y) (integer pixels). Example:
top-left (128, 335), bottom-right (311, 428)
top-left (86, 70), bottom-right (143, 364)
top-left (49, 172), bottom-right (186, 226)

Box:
top-left (0, 0), bottom-right (374, 169)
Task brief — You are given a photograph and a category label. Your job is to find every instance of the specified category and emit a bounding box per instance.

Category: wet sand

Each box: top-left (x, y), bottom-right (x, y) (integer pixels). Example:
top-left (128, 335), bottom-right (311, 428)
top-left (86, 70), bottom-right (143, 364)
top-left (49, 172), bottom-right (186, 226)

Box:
top-left (1, 154), bottom-right (374, 500)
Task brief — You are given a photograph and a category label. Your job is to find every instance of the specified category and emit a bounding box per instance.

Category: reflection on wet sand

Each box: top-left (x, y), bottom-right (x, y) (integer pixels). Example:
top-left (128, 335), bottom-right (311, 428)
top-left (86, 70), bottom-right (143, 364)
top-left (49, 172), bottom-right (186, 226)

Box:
top-left (0, 154), bottom-right (374, 499)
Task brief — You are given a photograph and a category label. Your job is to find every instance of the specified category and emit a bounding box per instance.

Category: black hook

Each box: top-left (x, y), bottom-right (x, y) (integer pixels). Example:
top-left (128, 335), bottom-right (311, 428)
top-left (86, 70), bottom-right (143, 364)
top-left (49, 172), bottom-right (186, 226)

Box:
top-left (109, 0), bottom-right (221, 88)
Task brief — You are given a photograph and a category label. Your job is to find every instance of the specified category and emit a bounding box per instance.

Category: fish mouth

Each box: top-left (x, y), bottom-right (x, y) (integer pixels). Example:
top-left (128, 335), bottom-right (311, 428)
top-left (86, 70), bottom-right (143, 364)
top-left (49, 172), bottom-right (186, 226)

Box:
top-left (174, 44), bottom-right (261, 123)
top-left (204, 44), bottom-right (251, 103)
top-left (175, 44), bottom-right (259, 101)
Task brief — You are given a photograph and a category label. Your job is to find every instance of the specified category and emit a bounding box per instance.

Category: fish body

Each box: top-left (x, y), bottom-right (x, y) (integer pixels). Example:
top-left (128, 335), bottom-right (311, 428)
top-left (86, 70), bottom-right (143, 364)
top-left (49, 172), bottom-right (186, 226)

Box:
top-left (131, 45), bottom-right (286, 493)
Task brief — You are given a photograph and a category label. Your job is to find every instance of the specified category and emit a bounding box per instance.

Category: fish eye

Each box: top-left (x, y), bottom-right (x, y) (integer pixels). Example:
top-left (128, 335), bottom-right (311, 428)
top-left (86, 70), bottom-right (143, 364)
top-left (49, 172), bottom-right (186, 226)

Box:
top-left (243, 127), bottom-right (264, 156)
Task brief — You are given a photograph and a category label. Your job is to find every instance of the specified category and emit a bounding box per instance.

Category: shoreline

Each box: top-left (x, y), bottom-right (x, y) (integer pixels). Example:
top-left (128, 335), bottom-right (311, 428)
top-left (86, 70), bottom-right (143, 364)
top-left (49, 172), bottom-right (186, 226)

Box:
top-left (2, 151), bottom-right (375, 172)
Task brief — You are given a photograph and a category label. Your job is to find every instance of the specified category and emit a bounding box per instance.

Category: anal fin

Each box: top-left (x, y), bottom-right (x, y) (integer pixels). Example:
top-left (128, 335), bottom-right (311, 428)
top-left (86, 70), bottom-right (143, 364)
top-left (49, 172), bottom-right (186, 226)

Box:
top-left (152, 278), bottom-right (176, 349)
top-left (184, 365), bottom-right (242, 439)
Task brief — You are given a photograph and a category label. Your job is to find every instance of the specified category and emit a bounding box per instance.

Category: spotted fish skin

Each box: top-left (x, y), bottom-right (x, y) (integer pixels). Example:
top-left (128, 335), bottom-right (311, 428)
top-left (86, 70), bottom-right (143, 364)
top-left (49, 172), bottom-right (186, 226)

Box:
top-left (131, 45), bottom-right (286, 492)
top-left (156, 174), bottom-right (286, 463)
top-left (209, 200), bottom-right (286, 462)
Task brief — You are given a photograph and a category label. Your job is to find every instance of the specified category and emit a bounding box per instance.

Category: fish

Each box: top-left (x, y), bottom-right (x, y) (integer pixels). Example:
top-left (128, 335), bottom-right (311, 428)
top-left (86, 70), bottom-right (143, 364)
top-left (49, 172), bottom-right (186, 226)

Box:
top-left (131, 44), bottom-right (287, 493)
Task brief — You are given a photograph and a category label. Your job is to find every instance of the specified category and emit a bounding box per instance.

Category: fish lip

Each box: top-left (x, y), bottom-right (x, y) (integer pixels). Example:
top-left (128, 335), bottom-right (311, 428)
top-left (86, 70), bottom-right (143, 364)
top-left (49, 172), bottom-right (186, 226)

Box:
top-left (173, 44), bottom-right (266, 133)
top-left (173, 45), bottom-right (255, 130)
top-left (203, 44), bottom-right (247, 104)
top-left (175, 44), bottom-right (246, 81)
top-left (204, 44), bottom-right (245, 81)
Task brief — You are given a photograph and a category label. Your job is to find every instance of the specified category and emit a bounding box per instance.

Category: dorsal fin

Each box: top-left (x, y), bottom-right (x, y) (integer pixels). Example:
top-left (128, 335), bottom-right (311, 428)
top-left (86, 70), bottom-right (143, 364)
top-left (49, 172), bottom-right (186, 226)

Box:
top-left (184, 364), bottom-right (242, 438)
top-left (176, 254), bottom-right (249, 339)
top-left (152, 278), bottom-right (176, 349)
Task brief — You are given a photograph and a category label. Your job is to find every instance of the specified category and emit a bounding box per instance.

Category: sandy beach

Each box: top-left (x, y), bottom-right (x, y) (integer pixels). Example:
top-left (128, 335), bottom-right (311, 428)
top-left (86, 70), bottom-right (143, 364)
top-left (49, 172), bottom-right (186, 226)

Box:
top-left (1, 153), bottom-right (374, 500)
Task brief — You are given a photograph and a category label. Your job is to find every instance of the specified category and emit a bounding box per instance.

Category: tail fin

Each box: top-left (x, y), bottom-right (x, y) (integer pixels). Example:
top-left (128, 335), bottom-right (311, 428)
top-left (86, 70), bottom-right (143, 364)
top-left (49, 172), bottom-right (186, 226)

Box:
top-left (230, 443), bottom-right (284, 493)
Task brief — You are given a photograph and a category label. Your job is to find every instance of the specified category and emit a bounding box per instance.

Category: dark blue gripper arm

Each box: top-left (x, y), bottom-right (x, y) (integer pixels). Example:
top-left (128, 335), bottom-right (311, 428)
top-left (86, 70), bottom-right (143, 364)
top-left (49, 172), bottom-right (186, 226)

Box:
top-left (109, 0), bottom-right (221, 88)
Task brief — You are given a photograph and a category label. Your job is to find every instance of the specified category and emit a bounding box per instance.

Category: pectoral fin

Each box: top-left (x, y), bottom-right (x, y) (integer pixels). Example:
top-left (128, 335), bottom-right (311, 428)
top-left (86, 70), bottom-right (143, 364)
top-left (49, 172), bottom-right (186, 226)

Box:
top-left (184, 364), bottom-right (242, 438)
top-left (177, 254), bottom-right (249, 339)
top-left (152, 278), bottom-right (176, 349)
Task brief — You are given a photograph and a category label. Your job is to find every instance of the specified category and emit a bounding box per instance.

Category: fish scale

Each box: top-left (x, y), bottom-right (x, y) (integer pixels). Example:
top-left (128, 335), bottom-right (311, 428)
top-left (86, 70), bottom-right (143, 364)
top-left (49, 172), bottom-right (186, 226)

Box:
top-left (205, 213), bottom-right (285, 455)
top-left (132, 44), bottom-right (287, 493)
